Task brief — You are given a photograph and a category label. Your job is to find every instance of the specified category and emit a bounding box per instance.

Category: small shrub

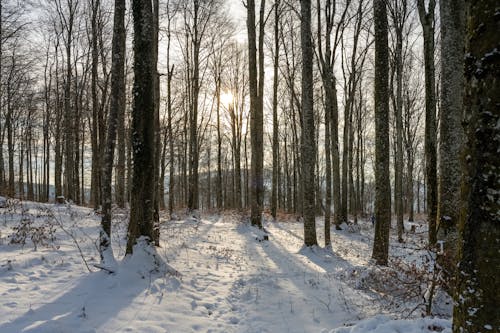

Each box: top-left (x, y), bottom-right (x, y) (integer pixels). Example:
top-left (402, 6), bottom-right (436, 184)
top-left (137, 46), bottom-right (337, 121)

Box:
top-left (9, 207), bottom-right (57, 250)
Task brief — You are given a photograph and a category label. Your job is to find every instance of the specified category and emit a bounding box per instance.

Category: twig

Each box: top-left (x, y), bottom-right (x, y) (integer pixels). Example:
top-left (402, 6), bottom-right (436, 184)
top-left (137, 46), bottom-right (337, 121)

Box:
top-left (50, 208), bottom-right (93, 273)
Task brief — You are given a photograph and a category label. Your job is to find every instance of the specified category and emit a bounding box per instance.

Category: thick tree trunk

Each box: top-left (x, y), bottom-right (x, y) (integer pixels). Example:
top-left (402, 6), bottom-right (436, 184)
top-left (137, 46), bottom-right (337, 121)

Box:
top-left (438, 0), bottom-right (465, 290)
top-left (126, 0), bottom-right (156, 253)
top-left (371, 0), bottom-right (391, 266)
top-left (247, 0), bottom-right (265, 228)
top-left (453, 1), bottom-right (499, 330)
top-left (300, 0), bottom-right (317, 247)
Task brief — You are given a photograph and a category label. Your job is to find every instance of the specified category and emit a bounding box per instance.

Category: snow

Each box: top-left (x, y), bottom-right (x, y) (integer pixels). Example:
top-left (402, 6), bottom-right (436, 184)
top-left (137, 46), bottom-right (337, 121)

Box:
top-left (0, 201), bottom-right (452, 332)
top-left (328, 315), bottom-right (451, 333)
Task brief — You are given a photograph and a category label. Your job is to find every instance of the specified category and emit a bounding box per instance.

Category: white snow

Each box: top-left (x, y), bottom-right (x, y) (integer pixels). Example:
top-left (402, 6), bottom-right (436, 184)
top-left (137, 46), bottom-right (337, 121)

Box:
top-left (0, 201), bottom-right (452, 332)
top-left (328, 315), bottom-right (451, 333)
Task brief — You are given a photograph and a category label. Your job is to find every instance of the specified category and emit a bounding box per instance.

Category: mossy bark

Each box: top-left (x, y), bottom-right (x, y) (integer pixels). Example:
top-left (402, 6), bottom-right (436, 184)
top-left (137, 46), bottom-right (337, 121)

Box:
top-left (452, 0), bottom-right (500, 331)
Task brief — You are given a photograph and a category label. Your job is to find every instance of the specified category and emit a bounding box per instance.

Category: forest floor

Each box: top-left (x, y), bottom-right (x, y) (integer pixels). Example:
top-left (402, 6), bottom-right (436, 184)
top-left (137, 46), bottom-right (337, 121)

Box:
top-left (0, 199), bottom-right (453, 332)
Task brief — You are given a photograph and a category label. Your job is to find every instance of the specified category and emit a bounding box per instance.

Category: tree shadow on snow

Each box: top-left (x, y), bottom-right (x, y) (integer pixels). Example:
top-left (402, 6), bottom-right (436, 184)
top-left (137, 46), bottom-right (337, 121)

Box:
top-left (0, 265), bottom-right (176, 333)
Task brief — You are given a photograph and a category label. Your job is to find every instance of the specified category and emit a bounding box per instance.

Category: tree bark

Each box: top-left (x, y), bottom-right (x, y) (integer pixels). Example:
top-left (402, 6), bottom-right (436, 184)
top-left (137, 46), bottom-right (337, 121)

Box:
top-left (417, 0), bottom-right (437, 240)
top-left (247, 0), bottom-right (265, 228)
top-left (101, 0), bottom-right (125, 261)
top-left (300, 0), bottom-right (317, 247)
top-left (271, 0), bottom-right (280, 220)
top-left (90, 0), bottom-right (101, 209)
top-left (453, 1), bottom-right (499, 330)
top-left (371, 0), bottom-right (391, 266)
top-left (126, 0), bottom-right (156, 253)
top-left (438, 0), bottom-right (465, 290)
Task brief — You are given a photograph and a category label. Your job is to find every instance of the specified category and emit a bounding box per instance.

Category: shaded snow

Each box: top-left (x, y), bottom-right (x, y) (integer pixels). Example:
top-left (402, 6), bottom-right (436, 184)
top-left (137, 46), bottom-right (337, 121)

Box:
top-left (0, 201), bottom-right (451, 332)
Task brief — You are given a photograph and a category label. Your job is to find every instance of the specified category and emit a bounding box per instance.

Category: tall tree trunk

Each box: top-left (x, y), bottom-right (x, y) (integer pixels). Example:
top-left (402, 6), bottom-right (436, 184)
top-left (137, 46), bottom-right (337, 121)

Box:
top-left (6, 79), bottom-right (14, 197)
top-left (152, 0), bottom-right (160, 245)
top-left (187, 0), bottom-right (201, 211)
top-left (101, 0), bottom-right (125, 262)
top-left (371, 0), bottom-right (391, 266)
top-left (216, 76), bottom-right (223, 210)
top-left (166, 3), bottom-right (175, 216)
top-left (247, 0), bottom-right (265, 228)
top-left (438, 0), bottom-right (465, 290)
top-left (453, 1), bottom-right (499, 330)
top-left (417, 0), bottom-right (438, 246)
top-left (271, 0), bottom-right (280, 220)
top-left (331, 79), bottom-right (342, 228)
top-left (126, 0), bottom-right (156, 253)
top-left (90, 0), bottom-right (101, 209)
top-left (394, 15), bottom-right (404, 243)
top-left (316, 0), bottom-right (334, 240)
top-left (300, 0), bottom-right (317, 247)
top-left (115, 88), bottom-right (126, 207)
top-left (63, 1), bottom-right (76, 202)
top-left (324, 85), bottom-right (332, 245)
top-left (167, 67), bottom-right (175, 213)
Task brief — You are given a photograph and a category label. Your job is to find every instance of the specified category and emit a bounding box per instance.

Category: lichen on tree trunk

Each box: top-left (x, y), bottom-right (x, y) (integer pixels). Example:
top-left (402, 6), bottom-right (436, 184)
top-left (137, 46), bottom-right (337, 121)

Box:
top-left (452, 0), bottom-right (500, 331)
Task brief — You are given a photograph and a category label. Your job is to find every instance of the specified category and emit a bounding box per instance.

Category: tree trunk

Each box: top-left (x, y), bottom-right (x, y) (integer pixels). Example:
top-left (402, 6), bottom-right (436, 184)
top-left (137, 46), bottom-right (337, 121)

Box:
top-left (126, 0), bottom-right (156, 253)
top-left (371, 0), bottom-right (391, 266)
top-left (101, 0), bottom-right (125, 261)
top-left (90, 0), bottom-right (101, 209)
top-left (63, 1), bottom-right (76, 202)
top-left (152, 0), bottom-right (160, 246)
top-left (167, 66), bottom-right (175, 216)
top-left (417, 0), bottom-right (437, 246)
top-left (271, 0), bottom-right (280, 220)
top-left (438, 0), bottom-right (465, 290)
top-left (324, 80), bottom-right (332, 246)
top-left (453, 1), bottom-right (499, 330)
top-left (247, 0), bottom-right (265, 228)
top-left (394, 18), bottom-right (404, 243)
top-left (300, 0), bottom-right (317, 247)
top-left (216, 77), bottom-right (223, 210)
top-left (187, 1), bottom-right (201, 211)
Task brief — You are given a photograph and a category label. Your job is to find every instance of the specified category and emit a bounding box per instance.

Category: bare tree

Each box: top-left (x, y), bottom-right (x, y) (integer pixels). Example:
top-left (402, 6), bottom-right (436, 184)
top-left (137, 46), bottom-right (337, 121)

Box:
top-left (126, 0), bottom-right (156, 253)
top-left (371, 0), bottom-right (391, 266)
top-left (300, 0), bottom-right (317, 246)
top-left (54, 0), bottom-right (79, 202)
top-left (100, 0), bottom-right (125, 262)
top-left (271, 0), bottom-right (281, 220)
top-left (416, 0), bottom-right (437, 246)
top-left (246, 0), bottom-right (266, 228)
top-left (387, 0), bottom-right (409, 243)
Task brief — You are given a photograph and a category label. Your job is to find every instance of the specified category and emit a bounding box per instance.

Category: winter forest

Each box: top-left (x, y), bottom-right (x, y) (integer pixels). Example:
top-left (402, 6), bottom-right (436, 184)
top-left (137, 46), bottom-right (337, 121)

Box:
top-left (0, 0), bottom-right (498, 332)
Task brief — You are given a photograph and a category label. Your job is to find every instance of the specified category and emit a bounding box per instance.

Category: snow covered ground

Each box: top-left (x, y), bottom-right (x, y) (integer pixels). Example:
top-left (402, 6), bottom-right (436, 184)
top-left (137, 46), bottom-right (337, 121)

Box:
top-left (0, 199), bottom-right (452, 332)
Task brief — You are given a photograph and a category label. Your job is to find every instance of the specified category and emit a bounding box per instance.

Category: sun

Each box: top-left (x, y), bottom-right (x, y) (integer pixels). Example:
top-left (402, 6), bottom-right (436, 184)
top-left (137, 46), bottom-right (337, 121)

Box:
top-left (220, 91), bottom-right (234, 108)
